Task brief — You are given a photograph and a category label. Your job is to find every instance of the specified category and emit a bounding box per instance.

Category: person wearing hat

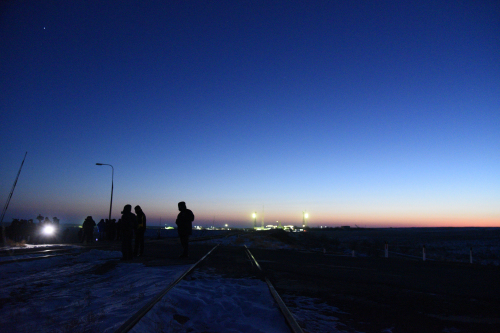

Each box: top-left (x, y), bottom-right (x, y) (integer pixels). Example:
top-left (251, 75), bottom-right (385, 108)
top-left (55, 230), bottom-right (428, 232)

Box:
top-left (120, 204), bottom-right (137, 260)
top-left (175, 201), bottom-right (194, 258)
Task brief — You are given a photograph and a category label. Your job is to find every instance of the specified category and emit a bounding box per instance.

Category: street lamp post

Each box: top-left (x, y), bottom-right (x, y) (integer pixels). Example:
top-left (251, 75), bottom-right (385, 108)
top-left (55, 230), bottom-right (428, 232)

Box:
top-left (252, 212), bottom-right (257, 228)
top-left (96, 163), bottom-right (114, 224)
top-left (302, 211), bottom-right (309, 227)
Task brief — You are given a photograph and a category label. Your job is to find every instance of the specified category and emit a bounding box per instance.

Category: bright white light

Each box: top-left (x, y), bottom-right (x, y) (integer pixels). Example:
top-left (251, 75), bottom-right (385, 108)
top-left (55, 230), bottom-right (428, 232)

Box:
top-left (304, 213), bottom-right (309, 219)
top-left (252, 213), bottom-right (256, 218)
top-left (42, 225), bottom-right (55, 235)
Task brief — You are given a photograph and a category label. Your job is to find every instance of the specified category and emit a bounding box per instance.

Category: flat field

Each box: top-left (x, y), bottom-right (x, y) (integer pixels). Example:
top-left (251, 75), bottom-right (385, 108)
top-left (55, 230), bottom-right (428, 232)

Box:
top-left (244, 228), bottom-right (500, 332)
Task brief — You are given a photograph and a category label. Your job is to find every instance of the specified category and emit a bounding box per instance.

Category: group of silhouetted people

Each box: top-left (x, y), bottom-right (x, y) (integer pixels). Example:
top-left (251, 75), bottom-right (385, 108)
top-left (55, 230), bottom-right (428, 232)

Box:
top-left (96, 218), bottom-right (121, 241)
top-left (118, 205), bottom-right (147, 260)
top-left (79, 205), bottom-right (147, 260)
top-left (80, 216), bottom-right (137, 244)
top-left (5, 219), bottom-right (36, 242)
top-left (5, 217), bottom-right (60, 243)
top-left (117, 201), bottom-right (194, 260)
top-left (7, 201), bottom-right (194, 261)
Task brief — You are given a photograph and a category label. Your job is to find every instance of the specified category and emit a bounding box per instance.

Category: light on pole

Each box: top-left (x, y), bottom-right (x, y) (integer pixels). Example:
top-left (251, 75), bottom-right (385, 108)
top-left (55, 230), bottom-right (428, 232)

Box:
top-left (252, 212), bottom-right (257, 228)
top-left (302, 211), bottom-right (309, 227)
top-left (96, 163), bottom-right (114, 224)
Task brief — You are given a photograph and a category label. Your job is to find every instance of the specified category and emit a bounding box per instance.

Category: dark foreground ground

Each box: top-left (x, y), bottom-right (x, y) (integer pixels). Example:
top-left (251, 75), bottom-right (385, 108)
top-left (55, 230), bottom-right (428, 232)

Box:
top-left (256, 249), bottom-right (500, 333)
top-left (82, 231), bottom-right (500, 333)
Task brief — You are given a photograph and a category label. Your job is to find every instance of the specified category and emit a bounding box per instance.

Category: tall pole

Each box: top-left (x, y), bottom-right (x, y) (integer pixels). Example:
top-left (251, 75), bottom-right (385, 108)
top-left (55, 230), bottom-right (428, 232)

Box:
top-left (96, 163), bottom-right (114, 224)
top-left (1, 152), bottom-right (27, 246)
top-left (261, 205), bottom-right (264, 228)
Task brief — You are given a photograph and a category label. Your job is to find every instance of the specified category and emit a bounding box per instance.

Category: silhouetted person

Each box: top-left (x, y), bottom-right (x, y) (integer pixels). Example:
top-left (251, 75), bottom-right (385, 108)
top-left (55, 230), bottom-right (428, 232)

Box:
top-left (134, 205), bottom-right (146, 257)
top-left (19, 219), bottom-right (28, 242)
top-left (10, 219), bottom-right (20, 241)
top-left (27, 219), bottom-right (35, 243)
top-left (82, 216), bottom-right (96, 244)
top-left (175, 201), bottom-right (194, 258)
top-left (120, 205), bottom-right (137, 260)
top-left (43, 217), bottom-right (51, 226)
top-left (106, 219), bottom-right (114, 240)
top-left (116, 218), bottom-right (122, 241)
top-left (97, 219), bottom-right (106, 240)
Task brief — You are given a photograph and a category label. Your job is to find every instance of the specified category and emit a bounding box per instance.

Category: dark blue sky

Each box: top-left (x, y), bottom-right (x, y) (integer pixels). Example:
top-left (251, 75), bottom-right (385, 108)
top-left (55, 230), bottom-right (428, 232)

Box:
top-left (1, 1), bottom-right (499, 227)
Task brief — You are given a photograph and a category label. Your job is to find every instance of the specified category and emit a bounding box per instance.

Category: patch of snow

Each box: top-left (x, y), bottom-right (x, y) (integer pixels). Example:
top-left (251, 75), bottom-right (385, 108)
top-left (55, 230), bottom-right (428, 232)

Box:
top-left (0, 249), bottom-right (329, 333)
top-left (0, 250), bottom-right (189, 333)
top-left (282, 295), bottom-right (346, 333)
top-left (132, 270), bottom-right (290, 333)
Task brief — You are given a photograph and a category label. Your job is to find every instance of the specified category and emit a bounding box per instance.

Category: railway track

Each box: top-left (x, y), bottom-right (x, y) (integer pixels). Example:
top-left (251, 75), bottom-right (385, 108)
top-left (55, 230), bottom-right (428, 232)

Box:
top-left (0, 246), bottom-right (79, 265)
top-left (0, 246), bottom-right (74, 257)
top-left (244, 245), bottom-right (303, 333)
top-left (1, 238), bottom-right (304, 332)
top-left (114, 243), bottom-right (303, 333)
top-left (0, 253), bottom-right (79, 265)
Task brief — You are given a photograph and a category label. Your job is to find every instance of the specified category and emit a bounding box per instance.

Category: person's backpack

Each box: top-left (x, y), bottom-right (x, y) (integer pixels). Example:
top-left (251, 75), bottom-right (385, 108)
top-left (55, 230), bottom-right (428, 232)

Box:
top-left (138, 215), bottom-right (145, 229)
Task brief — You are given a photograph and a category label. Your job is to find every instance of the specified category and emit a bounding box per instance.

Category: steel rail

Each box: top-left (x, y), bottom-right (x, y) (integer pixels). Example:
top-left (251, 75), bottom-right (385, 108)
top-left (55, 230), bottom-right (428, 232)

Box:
top-left (0, 248), bottom-right (74, 257)
top-left (0, 244), bottom-right (73, 254)
top-left (0, 246), bottom-right (119, 265)
top-left (0, 252), bottom-right (80, 265)
top-left (244, 245), bottom-right (304, 333)
top-left (114, 243), bottom-right (220, 333)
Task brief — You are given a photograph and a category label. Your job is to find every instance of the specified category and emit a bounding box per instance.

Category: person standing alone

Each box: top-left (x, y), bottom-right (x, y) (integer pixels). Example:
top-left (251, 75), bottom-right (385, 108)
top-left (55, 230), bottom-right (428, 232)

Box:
top-left (134, 205), bottom-right (146, 257)
top-left (175, 201), bottom-right (194, 258)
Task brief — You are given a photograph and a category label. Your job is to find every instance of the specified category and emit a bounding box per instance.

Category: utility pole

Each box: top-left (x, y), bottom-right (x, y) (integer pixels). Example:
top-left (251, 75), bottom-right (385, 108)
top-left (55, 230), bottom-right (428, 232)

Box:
top-left (96, 163), bottom-right (114, 225)
top-left (1, 152), bottom-right (27, 246)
